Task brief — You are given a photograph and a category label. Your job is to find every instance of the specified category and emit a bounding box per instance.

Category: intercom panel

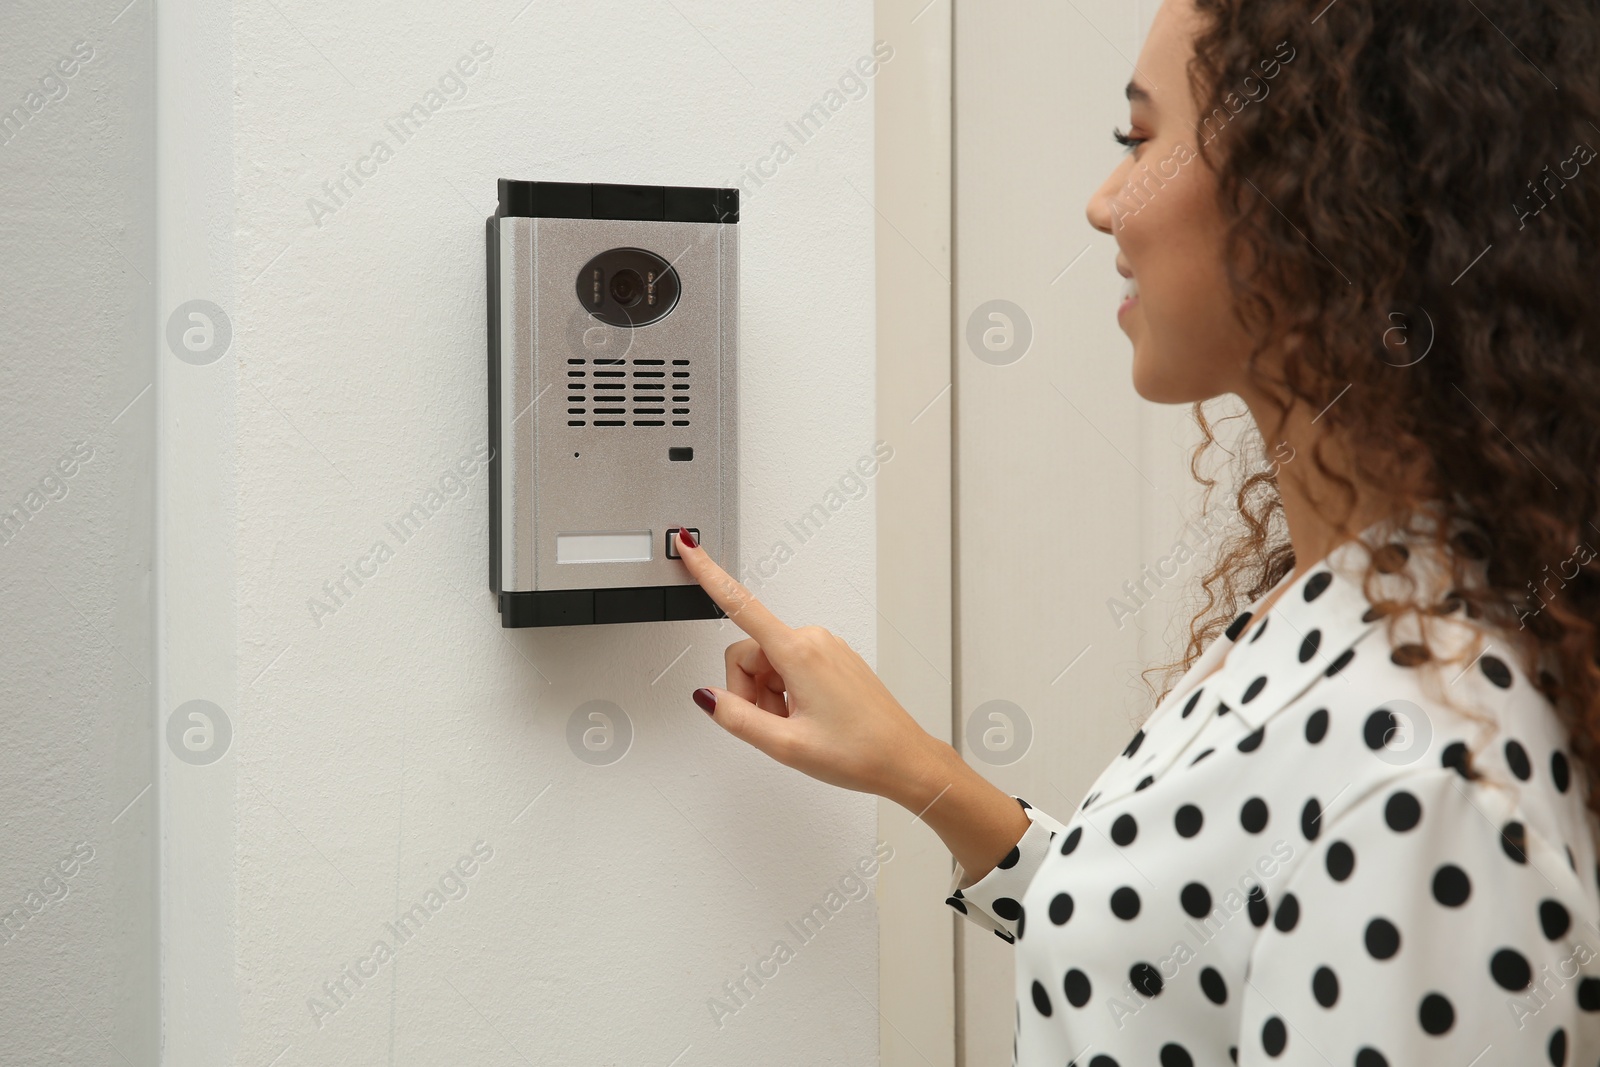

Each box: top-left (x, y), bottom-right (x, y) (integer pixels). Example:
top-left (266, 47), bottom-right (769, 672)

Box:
top-left (487, 179), bottom-right (739, 627)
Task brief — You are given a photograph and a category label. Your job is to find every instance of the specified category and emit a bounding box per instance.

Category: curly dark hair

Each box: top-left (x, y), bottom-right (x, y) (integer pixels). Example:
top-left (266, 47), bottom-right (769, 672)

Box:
top-left (1143, 0), bottom-right (1600, 813)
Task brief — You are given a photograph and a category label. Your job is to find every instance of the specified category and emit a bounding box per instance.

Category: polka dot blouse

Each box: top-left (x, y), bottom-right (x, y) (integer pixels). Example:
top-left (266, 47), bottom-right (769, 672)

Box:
top-left (945, 515), bottom-right (1600, 1066)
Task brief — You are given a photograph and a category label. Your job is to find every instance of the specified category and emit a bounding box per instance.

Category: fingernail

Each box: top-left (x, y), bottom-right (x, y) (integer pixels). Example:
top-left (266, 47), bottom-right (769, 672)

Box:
top-left (679, 527), bottom-right (698, 549)
top-left (692, 687), bottom-right (717, 715)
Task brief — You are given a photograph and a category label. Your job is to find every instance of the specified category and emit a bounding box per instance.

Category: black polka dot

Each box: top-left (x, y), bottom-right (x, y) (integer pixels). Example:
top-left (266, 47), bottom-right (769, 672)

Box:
top-left (1111, 886), bottom-right (1141, 920)
top-left (1191, 747), bottom-right (1215, 766)
top-left (1087, 1057), bottom-right (1118, 1067)
top-left (1242, 676), bottom-right (1268, 704)
top-left (1491, 948), bottom-right (1532, 990)
top-left (1082, 791), bottom-right (1100, 810)
top-left (1305, 708), bottom-right (1329, 744)
top-left (1431, 864), bottom-right (1470, 907)
top-left (1240, 797), bottom-right (1269, 833)
top-left (1160, 1044), bottom-right (1194, 1067)
top-left (1130, 962), bottom-right (1163, 997)
top-left (1111, 814), bottom-right (1138, 846)
top-left (1017, 906), bottom-right (1026, 940)
top-left (1215, 701), bottom-right (1231, 717)
top-left (1301, 798), bottom-right (1322, 841)
top-left (1299, 630), bottom-right (1322, 662)
top-left (1355, 1050), bottom-right (1389, 1067)
top-left (1225, 611), bottom-right (1254, 641)
top-left (1123, 729), bottom-right (1146, 758)
top-left (1064, 968), bottom-right (1091, 1006)
top-left (1502, 821), bottom-right (1529, 864)
top-left (946, 895), bottom-right (967, 913)
top-left (1182, 689), bottom-right (1204, 718)
top-left (1384, 791), bottom-right (1422, 832)
top-left (1442, 741), bottom-right (1476, 779)
top-left (1452, 527), bottom-right (1491, 560)
top-left (1031, 979), bottom-right (1052, 1016)
top-left (1506, 739), bottom-right (1532, 781)
top-left (1480, 654), bottom-right (1513, 688)
top-left (1136, 775), bottom-right (1155, 791)
top-left (1250, 616), bottom-right (1270, 643)
top-left (1550, 1027), bottom-right (1567, 1066)
top-left (1326, 649), bottom-right (1356, 677)
top-left (995, 929), bottom-right (1014, 943)
top-left (1391, 643), bottom-right (1430, 667)
top-left (1364, 709), bottom-right (1399, 750)
top-left (1540, 900), bottom-right (1572, 940)
top-left (1060, 827), bottom-right (1082, 855)
top-left (1304, 571), bottom-right (1333, 601)
top-left (1049, 892), bottom-right (1074, 924)
top-left (1175, 804), bottom-right (1204, 838)
top-left (997, 845), bottom-right (1020, 869)
top-left (1326, 841), bottom-right (1355, 881)
top-left (1312, 965), bottom-right (1339, 1007)
top-left (1273, 892), bottom-right (1300, 932)
top-left (1553, 751), bottom-right (1572, 793)
top-left (1374, 542), bottom-right (1410, 572)
top-left (1200, 966), bottom-right (1228, 1004)
top-left (1576, 977), bottom-right (1600, 1011)
top-left (1261, 1015), bottom-right (1287, 1056)
top-left (1419, 992), bottom-right (1454, 1034)
top-left (1247, 885), bottom-right (1269, 927)
top-left (1181, 882), bottom-right (1212, 919)
top-left (1365, 918), bottom-right (1401, 959)
top-left (1238, 726), bottom-right (1265, 753)
top-left (993, 897), bottom-right (1021, 921)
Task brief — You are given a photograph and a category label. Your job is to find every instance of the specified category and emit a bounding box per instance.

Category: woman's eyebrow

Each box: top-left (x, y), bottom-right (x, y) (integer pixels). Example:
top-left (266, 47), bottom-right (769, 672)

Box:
top-left (1126, 81), bottom-right (1153, 105)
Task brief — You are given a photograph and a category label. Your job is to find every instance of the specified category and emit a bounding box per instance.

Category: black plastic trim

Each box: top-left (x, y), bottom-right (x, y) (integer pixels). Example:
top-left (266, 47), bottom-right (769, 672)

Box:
top-left (495, 179), bottom-right (738, 224)
top-left (498, 585), bottom-right (727, 628)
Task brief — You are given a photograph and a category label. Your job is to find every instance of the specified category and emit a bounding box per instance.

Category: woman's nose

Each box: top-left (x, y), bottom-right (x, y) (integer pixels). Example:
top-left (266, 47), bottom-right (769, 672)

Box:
top-left (1085, 163), bottom-right (1126, 236)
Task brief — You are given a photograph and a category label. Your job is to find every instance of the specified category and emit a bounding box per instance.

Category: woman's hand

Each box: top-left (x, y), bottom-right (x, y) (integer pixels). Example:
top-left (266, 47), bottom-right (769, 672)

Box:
top-left (673, 529), bottom-right (950, 807)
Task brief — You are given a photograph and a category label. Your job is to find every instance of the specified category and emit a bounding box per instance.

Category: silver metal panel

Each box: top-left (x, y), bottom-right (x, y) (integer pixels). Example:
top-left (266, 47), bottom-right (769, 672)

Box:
top-left (516, 216), bottom-right (736, 592)
top-left (498, 217), bottom-right (538, 590)
top-left (717, 222), bottom-right (740, 589)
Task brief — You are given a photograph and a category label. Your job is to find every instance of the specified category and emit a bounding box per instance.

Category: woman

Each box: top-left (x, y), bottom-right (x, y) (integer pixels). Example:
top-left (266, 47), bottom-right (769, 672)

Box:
top-left (677, 0), bottom-right (1600, 1062)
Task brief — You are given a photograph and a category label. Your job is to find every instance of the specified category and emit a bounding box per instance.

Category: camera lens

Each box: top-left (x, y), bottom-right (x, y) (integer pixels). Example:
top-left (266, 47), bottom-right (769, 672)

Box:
top-left (576, 248), bottom-right (680, 328)
top-left (609, 268), bottom-right (643, 307)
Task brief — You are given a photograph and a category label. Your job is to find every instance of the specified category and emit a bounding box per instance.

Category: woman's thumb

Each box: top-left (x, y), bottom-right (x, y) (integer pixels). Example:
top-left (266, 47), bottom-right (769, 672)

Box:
top-left (693, 687), bottom-right (791, 758)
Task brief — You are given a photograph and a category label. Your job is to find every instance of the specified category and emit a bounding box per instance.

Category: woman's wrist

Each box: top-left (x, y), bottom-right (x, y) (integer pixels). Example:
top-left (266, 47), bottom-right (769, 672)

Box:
top-left (881, 734), bottom-right (964, 811)
top-left (884, 735), bottom-right (1033, 885)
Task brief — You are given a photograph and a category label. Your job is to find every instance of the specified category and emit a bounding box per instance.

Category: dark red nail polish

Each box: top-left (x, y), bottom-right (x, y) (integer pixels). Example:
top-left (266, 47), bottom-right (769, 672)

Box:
top-left (693, 687), bottom-right (716, 714)
top-left (679, 527), bottom-right (698, 549)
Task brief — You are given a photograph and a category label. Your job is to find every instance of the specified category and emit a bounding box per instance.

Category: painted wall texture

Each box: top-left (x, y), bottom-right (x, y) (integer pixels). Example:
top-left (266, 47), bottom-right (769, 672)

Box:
top-left (219, 2), bottom-right (884, 1065)
top-left (0, 0), bottom-right (159, 1063)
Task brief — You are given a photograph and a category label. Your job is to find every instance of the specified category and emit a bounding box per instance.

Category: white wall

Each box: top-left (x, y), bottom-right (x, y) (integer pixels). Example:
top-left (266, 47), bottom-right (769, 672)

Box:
top-left (159, 1), bottom-right (885, 1065)
top-left (0, 0), bottom-right (159, 1063)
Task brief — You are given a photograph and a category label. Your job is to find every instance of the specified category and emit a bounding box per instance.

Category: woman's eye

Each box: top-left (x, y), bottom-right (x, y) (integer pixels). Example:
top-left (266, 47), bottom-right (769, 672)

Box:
top-left (1112, 126), bottom-right (1146, 154)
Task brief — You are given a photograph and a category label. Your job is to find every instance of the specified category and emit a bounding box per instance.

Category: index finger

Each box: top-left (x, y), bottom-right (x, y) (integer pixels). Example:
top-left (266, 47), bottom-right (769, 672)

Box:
top-left (673, 528), bottom-right (796, 649)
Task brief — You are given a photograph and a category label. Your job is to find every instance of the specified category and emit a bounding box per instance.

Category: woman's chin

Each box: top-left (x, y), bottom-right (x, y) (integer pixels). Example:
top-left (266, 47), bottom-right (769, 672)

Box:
top-left (1131, 350), bottom-right (1215, 406)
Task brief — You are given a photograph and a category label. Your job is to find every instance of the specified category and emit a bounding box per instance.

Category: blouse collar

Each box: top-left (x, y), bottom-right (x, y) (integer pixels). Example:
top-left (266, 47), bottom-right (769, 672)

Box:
top-left (1085, 503), bottom-right (1489, 811)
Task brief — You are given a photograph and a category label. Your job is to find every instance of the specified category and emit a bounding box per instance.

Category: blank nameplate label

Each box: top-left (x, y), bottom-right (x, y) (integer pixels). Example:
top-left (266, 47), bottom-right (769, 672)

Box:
top-left (556, 532), bottom-right (652, 564)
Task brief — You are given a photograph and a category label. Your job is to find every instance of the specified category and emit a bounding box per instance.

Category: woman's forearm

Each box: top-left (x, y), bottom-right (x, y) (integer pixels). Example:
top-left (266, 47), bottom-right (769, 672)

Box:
top-left (885, 737), bottom-right (1034, 886)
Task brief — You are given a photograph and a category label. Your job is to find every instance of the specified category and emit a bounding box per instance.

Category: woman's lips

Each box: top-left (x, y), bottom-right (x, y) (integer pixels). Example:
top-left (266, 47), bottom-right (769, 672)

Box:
top-left (1117, 275), bottom-right (1140, 319)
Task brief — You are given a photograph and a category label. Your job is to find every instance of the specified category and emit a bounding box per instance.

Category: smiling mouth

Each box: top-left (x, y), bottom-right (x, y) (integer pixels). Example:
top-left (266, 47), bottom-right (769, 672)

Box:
top-left (1118, 275), bottom-right (1140, 316)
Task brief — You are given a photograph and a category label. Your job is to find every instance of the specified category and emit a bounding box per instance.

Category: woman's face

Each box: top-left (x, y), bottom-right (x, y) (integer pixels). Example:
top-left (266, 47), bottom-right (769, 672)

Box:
top-left (1085, 0), bottom-right (1259, 406)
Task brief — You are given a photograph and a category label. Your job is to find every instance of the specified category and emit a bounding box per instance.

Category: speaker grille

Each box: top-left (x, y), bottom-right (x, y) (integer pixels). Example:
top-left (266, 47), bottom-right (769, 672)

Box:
top-left (565, 358), bottom-right (691, 427)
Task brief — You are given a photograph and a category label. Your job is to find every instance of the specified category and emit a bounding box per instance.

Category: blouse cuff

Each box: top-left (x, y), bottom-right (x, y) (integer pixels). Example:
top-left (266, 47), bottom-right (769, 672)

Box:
top-left (943, 796), bottom-right (1069, 943)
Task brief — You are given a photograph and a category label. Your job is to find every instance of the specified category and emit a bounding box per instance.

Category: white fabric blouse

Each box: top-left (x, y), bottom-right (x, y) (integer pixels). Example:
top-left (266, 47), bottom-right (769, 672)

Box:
top-left (946, 514), bottom-right (1600, 1066)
